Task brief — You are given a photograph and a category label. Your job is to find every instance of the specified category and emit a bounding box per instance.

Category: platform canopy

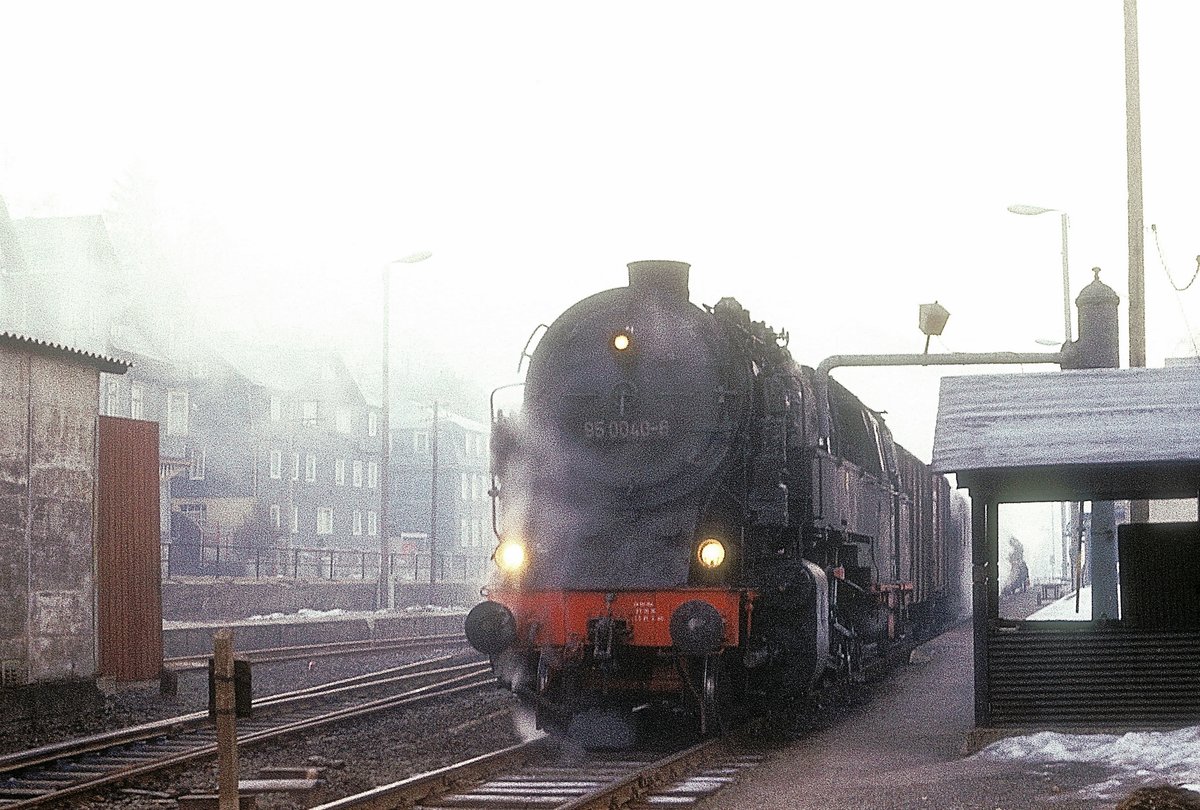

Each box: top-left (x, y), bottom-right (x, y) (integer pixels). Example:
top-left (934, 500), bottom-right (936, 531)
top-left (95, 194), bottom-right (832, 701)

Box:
top-left (931, 365), bottom-right (1200, 502)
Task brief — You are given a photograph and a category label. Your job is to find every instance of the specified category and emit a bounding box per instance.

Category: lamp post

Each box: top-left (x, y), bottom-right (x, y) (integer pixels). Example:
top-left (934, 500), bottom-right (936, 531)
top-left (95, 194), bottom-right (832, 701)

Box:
top-left (1010, 205), bottom-right (1079, 589)
top-left (1007, 204), bottom-right (1071, 345)
top-left (379, 251), bottom-right (432, 611)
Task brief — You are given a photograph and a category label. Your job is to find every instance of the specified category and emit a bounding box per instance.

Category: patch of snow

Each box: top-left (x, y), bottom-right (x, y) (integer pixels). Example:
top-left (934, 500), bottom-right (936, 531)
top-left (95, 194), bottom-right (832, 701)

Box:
top-left (976, 725), bottom-right (1200, 799)
top-left (403, 604), bottom-right (470, 614)
top-left (1027, 586), bottom-right (1091, 621)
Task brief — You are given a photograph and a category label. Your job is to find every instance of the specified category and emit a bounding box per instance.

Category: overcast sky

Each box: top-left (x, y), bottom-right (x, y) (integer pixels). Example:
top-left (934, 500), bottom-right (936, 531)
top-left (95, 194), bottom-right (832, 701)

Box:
top-left (3, 1), bottom-right (1198, 458)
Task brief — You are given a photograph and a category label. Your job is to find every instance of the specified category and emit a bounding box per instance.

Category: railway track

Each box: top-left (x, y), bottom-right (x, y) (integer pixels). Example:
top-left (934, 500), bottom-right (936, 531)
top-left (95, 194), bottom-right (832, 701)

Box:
top-left (0, 653), bottom-right (492, 808)
top-left (311, 737), bottom-right (762, 810)
top-left (163, 632), bottom-right (471, 672)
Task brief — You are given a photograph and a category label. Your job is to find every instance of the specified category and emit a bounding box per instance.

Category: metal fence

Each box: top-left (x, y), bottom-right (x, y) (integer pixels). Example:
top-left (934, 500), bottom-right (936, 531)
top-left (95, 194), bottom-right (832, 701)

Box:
top-left (161, 541), bottom-right (492, 584)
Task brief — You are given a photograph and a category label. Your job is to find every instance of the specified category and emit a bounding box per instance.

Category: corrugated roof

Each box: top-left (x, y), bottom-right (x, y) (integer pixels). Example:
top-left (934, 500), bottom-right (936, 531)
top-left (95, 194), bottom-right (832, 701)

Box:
top-left (0, 331), bottom-right (132, 374)
top-left (932, 366), bottom-right (1200, 474)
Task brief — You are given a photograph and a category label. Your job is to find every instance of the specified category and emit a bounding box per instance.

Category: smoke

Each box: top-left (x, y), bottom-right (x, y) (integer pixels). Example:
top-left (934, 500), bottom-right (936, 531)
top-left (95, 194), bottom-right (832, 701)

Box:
top-left (510, 703), bottom-right (540, 742)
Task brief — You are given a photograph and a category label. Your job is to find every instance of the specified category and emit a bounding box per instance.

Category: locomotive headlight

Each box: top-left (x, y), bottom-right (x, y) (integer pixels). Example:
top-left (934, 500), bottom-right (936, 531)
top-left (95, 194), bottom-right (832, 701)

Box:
top-left (495, 539), bottom-right (527, 572)
top-left (612, 332), bottom-right (631, 352)
top-left (697, 538), bottom-right (726, 569)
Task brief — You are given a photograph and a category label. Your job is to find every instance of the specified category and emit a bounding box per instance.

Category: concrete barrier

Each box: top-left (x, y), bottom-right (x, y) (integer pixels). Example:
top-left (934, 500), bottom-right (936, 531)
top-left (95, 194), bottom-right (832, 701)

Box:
top-left (163, 611), bottom-right (469, 658)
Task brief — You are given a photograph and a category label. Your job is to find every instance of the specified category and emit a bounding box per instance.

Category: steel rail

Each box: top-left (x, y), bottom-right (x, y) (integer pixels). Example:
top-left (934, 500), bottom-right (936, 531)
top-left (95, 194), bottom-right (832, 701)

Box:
top-left (0, 654), bottom-right (481, 776)
top-left (311, 737), bottom-right (761, 810)
top-left (0, 661), bottom-right (493, 808)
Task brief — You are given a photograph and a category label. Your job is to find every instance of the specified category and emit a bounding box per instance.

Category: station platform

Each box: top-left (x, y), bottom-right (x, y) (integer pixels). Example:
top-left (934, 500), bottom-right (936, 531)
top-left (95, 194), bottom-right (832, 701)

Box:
top-left (703, 621), bottom-right (1200, 809)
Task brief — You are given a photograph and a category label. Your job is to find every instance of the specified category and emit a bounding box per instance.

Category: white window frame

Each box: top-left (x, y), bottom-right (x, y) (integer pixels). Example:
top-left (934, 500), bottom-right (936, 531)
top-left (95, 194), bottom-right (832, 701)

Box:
top-left (335, 458), bottom-right (346, 486)
top-left (106, 379), bottom-right (120, 416)
top-left (352, 460), bottom-right (363, 488)
top-left (292, 453), bottom-right (300, 481)
top-left (316, 507), bottom-right (334, 535)
top-left (301, 400), bottom-right (319, 426)
top-left (367, 510), bottom-right (378, 536)
top-left (460, 472), bottom-right (469, 500)
top-left (270, 450), bottom-right (282, 479)
top-left (335, 407), bottom-right (351, 434)
top-left (269, 504), bottom-right (281, 529)
top-left (368, 411), bottom-right (378, 437)
top-left (166, 389), bottom-right (189, 436)
top-left (130, 384), bottom-right (144, 420)
top-left (352, 510), bottom-right (363, 536)
top-left (471, 474), bottom-right (480, 501)
top-left (188, 447), bottom-right (206, 480)
top-left (290, 505), bottom-right (299, 534)
top-left (179, 503), bottom-right (207, 525)
top-left (367, 461), bottom-right (378, 489)
top-left (305, 453), bottom-right (317, 482)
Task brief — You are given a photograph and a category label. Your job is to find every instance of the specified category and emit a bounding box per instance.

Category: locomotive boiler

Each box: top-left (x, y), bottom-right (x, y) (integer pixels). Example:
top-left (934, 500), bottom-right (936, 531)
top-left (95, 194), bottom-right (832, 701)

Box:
top-left (465, 260), bottom-right (965, 745)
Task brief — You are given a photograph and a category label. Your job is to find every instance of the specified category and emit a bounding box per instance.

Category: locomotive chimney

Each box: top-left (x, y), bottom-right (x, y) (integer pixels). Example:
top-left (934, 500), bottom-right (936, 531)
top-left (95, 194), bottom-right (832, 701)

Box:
top-left (627, 260), bottom-right (690, 301)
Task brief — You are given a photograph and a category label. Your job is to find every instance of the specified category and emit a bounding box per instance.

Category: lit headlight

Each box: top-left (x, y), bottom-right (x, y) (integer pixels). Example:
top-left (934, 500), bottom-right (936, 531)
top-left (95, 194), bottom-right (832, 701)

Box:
top-left (612, 332), bottom-right (632, 352)
top-left (697, 538), bottom-right (726, 569)
top-left (495, 540), bottom-right (527, 572)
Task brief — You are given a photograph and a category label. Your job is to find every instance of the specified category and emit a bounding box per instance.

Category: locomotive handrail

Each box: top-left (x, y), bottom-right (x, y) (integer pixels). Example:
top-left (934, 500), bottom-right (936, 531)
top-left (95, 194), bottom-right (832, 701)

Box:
top-left (814, 351), bottom-right (1064, 450)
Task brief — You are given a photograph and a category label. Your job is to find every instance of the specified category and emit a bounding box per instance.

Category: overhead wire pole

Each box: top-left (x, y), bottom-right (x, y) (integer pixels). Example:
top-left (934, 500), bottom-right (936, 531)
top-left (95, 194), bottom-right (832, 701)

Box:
top-left (379, 252), bottom-right (432, 611)
top-left (1126, 0), bottom-right (1149, 523)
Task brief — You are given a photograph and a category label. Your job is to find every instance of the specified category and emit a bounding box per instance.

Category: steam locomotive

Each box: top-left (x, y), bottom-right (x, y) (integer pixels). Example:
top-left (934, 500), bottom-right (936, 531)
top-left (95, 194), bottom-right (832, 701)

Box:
top-left (465, 261), bottom-right (966, 746)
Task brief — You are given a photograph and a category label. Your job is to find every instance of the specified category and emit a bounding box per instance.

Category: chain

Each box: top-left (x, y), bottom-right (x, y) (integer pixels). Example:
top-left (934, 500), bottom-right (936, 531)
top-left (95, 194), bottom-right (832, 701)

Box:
top-left (1151, 223), bottom-right (1200, 292)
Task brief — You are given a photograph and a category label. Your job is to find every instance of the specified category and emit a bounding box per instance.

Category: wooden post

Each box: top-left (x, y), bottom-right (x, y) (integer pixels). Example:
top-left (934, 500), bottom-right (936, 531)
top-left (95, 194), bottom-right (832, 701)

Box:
top-left (213, 628), bottom-right (239, 810)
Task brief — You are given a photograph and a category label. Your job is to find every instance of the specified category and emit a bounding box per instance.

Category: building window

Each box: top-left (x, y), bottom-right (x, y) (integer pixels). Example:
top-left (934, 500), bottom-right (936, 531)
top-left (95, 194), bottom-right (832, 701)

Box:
top-left (465, 433), bottom-right (473, 456)
top-left (269, 504), bottom-right (281, 529)
top-left (471, 474), bottom-right (480, 501)
top-left (305, 454), bottom-right (317, 482)
top-left (336, 407), bottom-right (351, 434)
top-left (352, 510), bottom-right (363, 536)
top-left (367, 461), bottom-right (378, 489)
top-left (352, 460), bottom-right (363, 488)
top-left (301, 400), bottom-right (319, 426)
top-left (188, 446), bottom-right (206, 480)
top-left (460, 518), bottom-right (469, 544)
top-left (105, 379), bottom-right (120, 416)
top-left (477, 435), bottom-right (486, 457)
top-left (367, 510), bottom-right (378, 536)
top-left (368, 411), bottom-right (378, 437)
top-left (179, 503), bottom-right (207, 525)
top-left (270, 396), bottom-right (282, 421)
top-left (335, 458), bottom-right (346, 486)
top-left (413, 431), bottom-right (429, 454)
top-left (292, 453), bottom-right (300, 481)
top-left (290, 505), bottom-right (298, 534)
top-left (317, 507), bottom-right (334, 535)
top-left (167, 390), bottom-right (189, 435)
top-left (270, 450), bottom-right (282, 479)
top-left (130, 384), bottom-right (144, 420)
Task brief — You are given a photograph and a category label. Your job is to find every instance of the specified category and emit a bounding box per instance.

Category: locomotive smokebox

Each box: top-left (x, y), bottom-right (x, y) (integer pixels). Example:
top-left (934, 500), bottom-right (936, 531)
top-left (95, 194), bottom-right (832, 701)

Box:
top-left (627, 260), bottom-right (690, 301)
top-left (465, 600), bottom-right (518, 655)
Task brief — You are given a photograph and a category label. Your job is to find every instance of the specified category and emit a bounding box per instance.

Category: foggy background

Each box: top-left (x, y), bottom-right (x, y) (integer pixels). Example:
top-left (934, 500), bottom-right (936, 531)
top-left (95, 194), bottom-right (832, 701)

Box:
top-left (3, 1), bottom-right (1198, 458)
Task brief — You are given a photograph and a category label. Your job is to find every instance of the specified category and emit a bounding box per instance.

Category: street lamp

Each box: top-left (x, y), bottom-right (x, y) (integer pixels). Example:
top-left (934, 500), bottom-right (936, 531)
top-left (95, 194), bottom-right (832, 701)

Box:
top-left (379, 251), bottom-right (432, 611)
top-left (1007, 204), bottom-right (1071, 345)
